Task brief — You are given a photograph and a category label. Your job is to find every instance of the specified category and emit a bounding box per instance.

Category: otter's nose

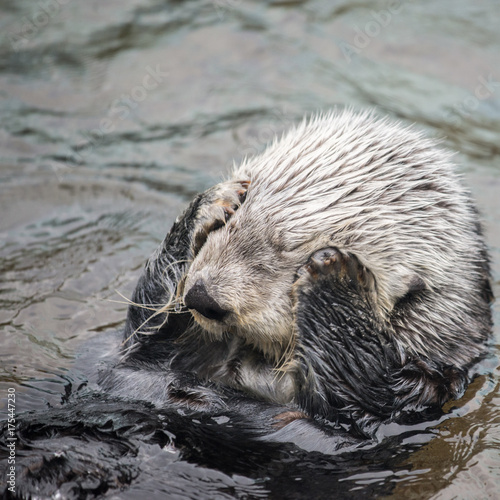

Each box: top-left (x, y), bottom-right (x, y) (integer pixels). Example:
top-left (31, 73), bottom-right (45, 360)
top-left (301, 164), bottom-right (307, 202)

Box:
top-left (184, 279), bottom-right (229, 321)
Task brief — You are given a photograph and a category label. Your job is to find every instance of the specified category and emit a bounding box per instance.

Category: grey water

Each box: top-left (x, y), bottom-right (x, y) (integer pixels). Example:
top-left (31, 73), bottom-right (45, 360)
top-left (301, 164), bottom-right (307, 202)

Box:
top-left (0, 0), bottom-right (499, 498)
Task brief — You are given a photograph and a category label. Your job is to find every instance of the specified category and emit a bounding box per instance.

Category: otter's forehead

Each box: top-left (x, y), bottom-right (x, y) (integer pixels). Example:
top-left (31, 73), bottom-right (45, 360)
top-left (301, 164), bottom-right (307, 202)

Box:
top-left (232, 192), bottom-right (330, 252)
top-left (231, 109), bottom-right (456, 249)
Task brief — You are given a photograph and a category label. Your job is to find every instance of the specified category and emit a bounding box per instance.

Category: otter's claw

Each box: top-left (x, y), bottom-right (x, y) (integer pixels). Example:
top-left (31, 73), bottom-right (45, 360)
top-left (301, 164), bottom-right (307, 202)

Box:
top-left (192, 179), bottom-right (250, 255)
top-left (298, 247), bottom-right (377, 298)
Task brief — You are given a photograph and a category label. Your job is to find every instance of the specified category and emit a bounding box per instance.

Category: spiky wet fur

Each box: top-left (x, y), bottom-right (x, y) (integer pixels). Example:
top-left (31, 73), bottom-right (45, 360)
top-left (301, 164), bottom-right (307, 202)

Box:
top-left (3, 110), bottom-right (494, 498)
top-left (102, 109), bottom-right (493, 437)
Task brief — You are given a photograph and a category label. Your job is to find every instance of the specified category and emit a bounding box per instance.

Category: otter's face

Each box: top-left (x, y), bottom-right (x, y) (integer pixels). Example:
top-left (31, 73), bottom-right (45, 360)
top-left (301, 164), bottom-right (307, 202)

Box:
top-left (182, 201), bottom-right (318, 358)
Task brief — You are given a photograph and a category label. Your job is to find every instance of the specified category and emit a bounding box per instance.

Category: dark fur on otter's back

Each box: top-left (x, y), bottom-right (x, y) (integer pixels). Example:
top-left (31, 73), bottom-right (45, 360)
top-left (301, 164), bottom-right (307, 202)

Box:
top-left (1, 110), bottom-right (494, 497)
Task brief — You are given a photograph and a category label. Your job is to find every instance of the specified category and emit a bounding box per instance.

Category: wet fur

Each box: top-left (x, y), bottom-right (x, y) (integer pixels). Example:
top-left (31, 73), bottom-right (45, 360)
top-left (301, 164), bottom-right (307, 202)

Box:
top-left (1, 109), bottom-right (493, 497)
top-left (104, 109), bottom-right (493, 436)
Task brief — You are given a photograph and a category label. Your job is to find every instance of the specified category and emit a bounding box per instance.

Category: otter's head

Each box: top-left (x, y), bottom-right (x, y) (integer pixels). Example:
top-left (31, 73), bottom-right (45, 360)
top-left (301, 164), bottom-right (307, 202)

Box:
top-left (181, 109), bottom-right (478, 362)
top-left (180, 112), bottom-right (377, 358)
top-left (182, 185), bottom-right (325, 358)
top-left (180, 111), bottom-right (413, 358)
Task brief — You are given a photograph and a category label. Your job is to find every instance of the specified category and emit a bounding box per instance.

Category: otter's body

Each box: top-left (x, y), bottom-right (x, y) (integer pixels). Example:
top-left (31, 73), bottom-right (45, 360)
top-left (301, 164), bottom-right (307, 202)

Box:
top-left (102, 110), bottom-right (492, 438)
top-left (3, 110), bottom-right (494, 497)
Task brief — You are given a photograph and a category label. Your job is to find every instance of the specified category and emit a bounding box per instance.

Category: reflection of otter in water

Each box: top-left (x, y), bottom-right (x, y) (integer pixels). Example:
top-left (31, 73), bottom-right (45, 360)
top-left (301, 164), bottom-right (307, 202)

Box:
top-left (102, 110), bottom-right (493, 437)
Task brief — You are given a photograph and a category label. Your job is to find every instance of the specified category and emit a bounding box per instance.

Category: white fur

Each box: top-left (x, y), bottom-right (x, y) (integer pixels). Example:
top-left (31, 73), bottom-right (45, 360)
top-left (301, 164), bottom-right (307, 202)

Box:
top-left (185, 109), bottom-right (489, 368)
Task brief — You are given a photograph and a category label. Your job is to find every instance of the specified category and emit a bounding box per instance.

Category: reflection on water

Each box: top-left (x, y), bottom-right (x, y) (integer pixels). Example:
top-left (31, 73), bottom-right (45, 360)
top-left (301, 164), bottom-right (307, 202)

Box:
top-left (0, 0), bottom-right (499, 498)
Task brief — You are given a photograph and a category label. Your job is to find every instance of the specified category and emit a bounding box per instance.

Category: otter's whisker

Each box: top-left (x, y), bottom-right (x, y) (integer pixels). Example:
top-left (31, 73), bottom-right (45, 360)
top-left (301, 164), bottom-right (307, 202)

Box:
top-left (111, 290), bottom-right (170, 311)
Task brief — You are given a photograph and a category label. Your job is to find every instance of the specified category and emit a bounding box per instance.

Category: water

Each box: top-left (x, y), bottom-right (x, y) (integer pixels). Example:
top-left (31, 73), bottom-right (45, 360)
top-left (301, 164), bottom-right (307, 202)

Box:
top-left (1, 0), bottom-right (499, 498)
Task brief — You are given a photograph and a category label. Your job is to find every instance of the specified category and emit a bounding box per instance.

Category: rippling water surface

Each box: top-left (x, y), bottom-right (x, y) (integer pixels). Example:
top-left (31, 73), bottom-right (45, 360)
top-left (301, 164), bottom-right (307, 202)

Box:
top-left (1, 1), bottom-right (499, 498)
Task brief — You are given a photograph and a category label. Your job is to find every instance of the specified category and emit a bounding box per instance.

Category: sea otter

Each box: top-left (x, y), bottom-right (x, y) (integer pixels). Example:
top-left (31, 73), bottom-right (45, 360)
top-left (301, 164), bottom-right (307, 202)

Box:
top-left (101, 109), bottom-right (493, 438)
top-left (2, 110), bottom-right (495, 498)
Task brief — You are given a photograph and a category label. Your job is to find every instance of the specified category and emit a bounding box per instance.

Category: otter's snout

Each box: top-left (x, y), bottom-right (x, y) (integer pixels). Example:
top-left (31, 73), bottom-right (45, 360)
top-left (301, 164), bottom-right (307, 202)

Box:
top-left (184, 279), bottom-right (229, 322)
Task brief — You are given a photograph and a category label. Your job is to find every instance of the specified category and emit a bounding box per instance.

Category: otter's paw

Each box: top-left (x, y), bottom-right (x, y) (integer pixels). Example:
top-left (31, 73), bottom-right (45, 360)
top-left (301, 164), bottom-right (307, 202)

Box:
top-left (192, 179), bottom-right (250, 255)
top-left (298, 247), bottom-right (377, 299)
